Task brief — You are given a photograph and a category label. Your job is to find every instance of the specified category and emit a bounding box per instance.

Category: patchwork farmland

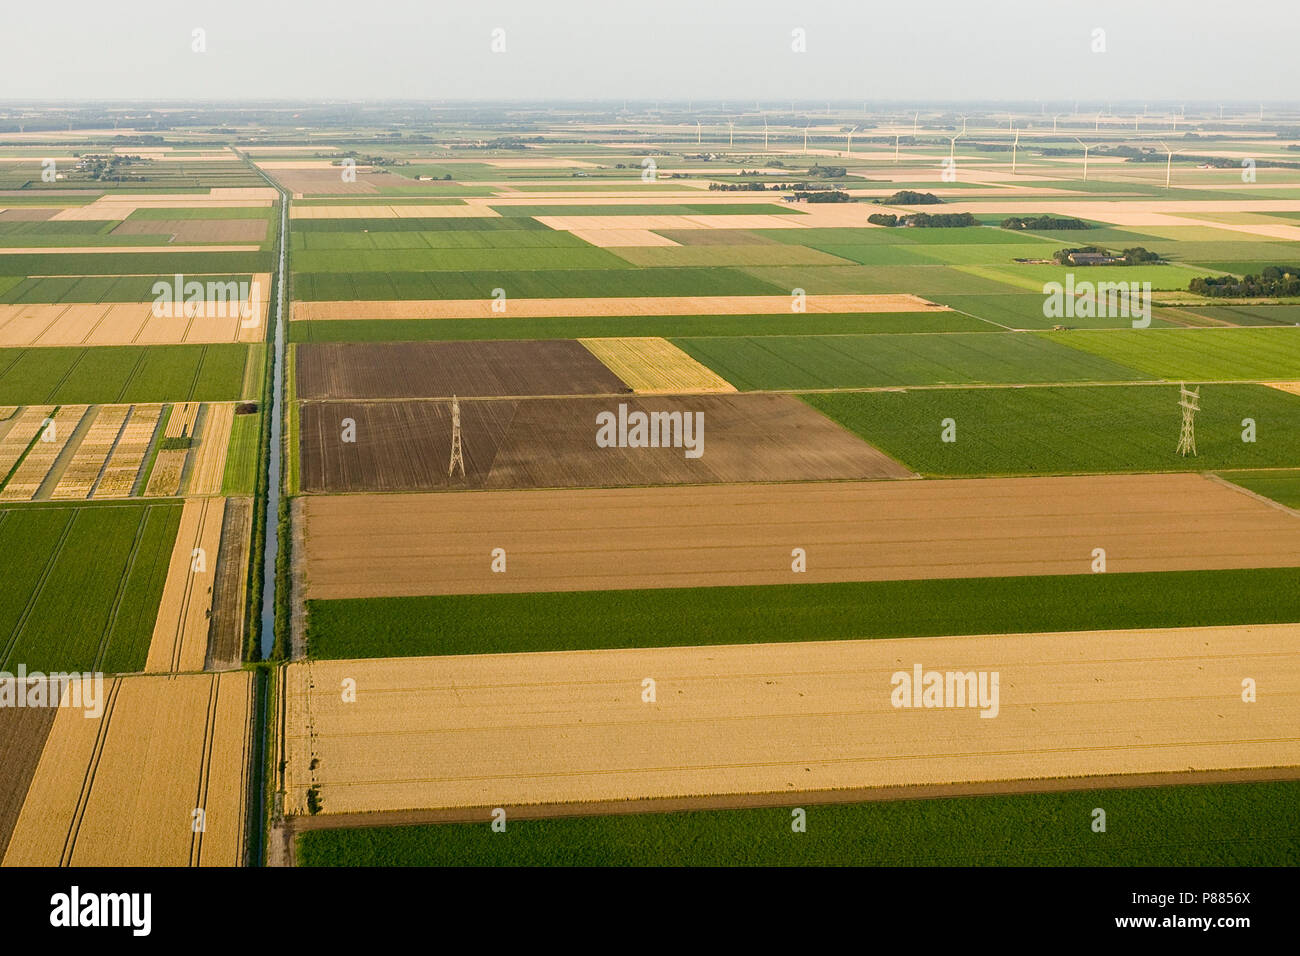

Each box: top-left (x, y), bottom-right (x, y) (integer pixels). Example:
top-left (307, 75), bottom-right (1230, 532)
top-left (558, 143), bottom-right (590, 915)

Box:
top-left (262, 102), bottom-right (1300, 873)
top-left (0, 141), bottom-right (272, 871)
top-left (3, 95), bottom-right (1300, 877)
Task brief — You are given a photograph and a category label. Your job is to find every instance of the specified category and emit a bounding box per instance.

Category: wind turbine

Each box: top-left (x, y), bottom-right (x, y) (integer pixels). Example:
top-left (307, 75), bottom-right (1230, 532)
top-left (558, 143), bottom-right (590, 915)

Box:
top-left (913, 111), bottom-right (919, 136)
top-left (1011, 128), bottom-right (1020, 175)
top-left (1075, 137), bottom-right (1092, 181)
top-left (1135, 114), bottom-right (1140, 133)
top-left (763, 115), bottom-right (769, 150)
top-left (846, 125), bottom-right (857, 154)
top-left (804, 124), bottom-right (810, 155)
top-left (1052, 114), bottom-right (1060, 133)
top-left (696, 120), bottom-right (702, 145)
top-left (895, 130), bottom-right (901, 163)
top-left (949, 130), bottom-right (962, 160)
top-left (960, 114), bottom-right (968, 135)
top-left (1159, 141), bottom-right (1174, 189)
top-left (728, 120), bottom-right (735, 148)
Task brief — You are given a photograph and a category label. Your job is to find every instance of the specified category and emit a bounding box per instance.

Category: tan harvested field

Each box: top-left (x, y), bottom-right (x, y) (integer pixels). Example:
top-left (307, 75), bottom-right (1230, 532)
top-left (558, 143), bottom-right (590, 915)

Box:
top-left (0, 208), bottom-right (58, 221)
top-left (49, 188), bottom-right (277, 221)
top-left (0, 706), bottom-right (57, 859)
top-left (146, 497), bottom-right (227, 673)
top-left (110, 217), bottom-right (269, 243)
top-left (281, 623), bottom-right (1300, 815)
top-left (292, 293), bottom-right (946, 321)
top-left (0, 405), bottom-right (87, 501)
top-left (272, 168), bottom-right (429, 197)
top-left (0, 301), bottom-right (266, 346)
top-left (144, 449), bottom-right (188, 497)
top-left (1264, 382), bottom-right (1300, 397)
top-left (302, 473), bottom-right (1300, 599)
top-left (50, 405), bottom-right (129, 499)
top-left (300, 394), bottom-right (910, 493)
top-left (0, 405), bottom-right (55, 479)
top-left (95, 403), bottom-right (162, 498)
top-left (568, 228), bottom-right (682, 247)
top-left (2, 672), bottom-right (254, 867)
top-left (296, 340), bottom-right (631, 400)
top-left (189, 402), bottom-right (234, 496)
top-left (579, 337), bottom-right (737, 393)
top-left (166, 402), bottom-right (201, 439)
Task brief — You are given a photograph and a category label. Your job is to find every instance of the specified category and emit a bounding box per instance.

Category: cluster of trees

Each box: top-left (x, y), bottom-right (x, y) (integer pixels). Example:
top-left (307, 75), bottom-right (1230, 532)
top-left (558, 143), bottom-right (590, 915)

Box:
top-left (709, 181), bottom-right (775, 191)
top-left (806, 163), bottom-right (847, 178)
top-left (1002, 215), bottom-right (1090, 231)
top-left (1052, 246), bottom-right (1161, 265)
top-left (793, 190), bottom-right (852, 203)
top-left (73, 154), bottom-right (147, 182)
top-left (870, 211), bottom-right (977, 227)
top-left (875, 190), bottom-right (942, 205)
top-left (1190, 266), bottom-right (1300, 298)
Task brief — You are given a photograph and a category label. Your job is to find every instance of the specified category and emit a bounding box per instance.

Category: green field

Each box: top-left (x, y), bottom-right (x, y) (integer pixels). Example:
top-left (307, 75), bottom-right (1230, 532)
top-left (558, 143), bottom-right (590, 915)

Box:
top-left (0, 344), bottom-right (248, 404)
top-left (934, 293), bottom-right (1182, 330)
top-left (288, 312), bottom-right (992, 342)
top-left (804, 384), bottom-right (1300, 475)
top-left (305, 567), bottom-right (1300, 659)
top-left (0, 502), bottom-right (181, 673)
top-left (672, 331), bottom-right (1144, 389)
top-left (0, 251), bottom-right (269, 277)
top-left (1217, 469), bottom-right (1300, 509)
top-left (297, 779), bottom-right (1300, 866)
top-left (292, 246), bottom-right (630, 273)
top-left (221, 407), bottom-right (261, 495)
top-left (293, 267), bottom-right (784, 300)
top-left (0, 274), bottom-right (255, 304)
top-left (1057, 327), bottom-right (1300, 380)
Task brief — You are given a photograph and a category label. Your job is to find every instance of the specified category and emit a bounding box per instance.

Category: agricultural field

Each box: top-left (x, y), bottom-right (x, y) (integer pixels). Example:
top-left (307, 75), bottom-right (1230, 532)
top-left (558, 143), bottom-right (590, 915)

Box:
top-left (299, 394), bottom-right (909, 493)
top-left (299, 475), bottom-right (1300, 599)
top-left (9, 98), bottom-right (1300, 876)
top-left (2, 671), bottom-right (255, 867)
top-left (298, 779), bottom-right (1300, 866)
top-left (283, 625), bottom-right (1299, 816)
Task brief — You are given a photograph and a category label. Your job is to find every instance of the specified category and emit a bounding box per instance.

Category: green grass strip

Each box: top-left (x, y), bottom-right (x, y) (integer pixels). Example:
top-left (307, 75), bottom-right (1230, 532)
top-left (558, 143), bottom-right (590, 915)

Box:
top-left (306, 567), bottom-right (1300, 659)
top-left (297, 779), bottom-right (1300, 866)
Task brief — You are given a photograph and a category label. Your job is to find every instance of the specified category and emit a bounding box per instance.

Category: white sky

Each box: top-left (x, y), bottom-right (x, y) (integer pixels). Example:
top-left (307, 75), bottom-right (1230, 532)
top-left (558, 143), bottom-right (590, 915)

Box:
top-left (1, 0), bottom-right (1296, 104)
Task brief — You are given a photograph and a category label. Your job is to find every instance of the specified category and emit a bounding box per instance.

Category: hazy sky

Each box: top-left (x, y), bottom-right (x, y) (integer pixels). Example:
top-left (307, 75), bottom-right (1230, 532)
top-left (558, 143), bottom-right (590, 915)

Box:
top-left (3, 0), bottom-right (1297, 104)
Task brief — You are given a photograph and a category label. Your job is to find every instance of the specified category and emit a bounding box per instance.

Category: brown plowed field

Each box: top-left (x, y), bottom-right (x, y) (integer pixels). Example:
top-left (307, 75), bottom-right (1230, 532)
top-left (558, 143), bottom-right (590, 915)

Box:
top-left (302, 473), bottom-right (1300, 599)
top-left (295, 340), bottom-right (632, 400)
top-left (207, 497), bottom-right (252, 669)
top-left (281, 624), bottom-right (1300, 815)
top-left (0, 706), bottom-right (57, 859)
top-left (299, 394), bottom-right (911, 493)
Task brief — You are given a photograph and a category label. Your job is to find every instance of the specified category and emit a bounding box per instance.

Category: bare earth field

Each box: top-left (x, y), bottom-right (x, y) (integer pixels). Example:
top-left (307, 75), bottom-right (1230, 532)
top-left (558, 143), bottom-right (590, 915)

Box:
top-left (2, 671), bottom-right (254, 867)
top-left (292, 293), bottom-right (945, 321)
top-left (299, 394), bottom-right (911, 493)
top-left (301, 473), bottom-right (1300, 598)
top-left (0, 706), bottom-right (57, 859)
top-left (281, 623), bottom-right (1300, 815)
top-left (295, 340), bottom-right (632, 400)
